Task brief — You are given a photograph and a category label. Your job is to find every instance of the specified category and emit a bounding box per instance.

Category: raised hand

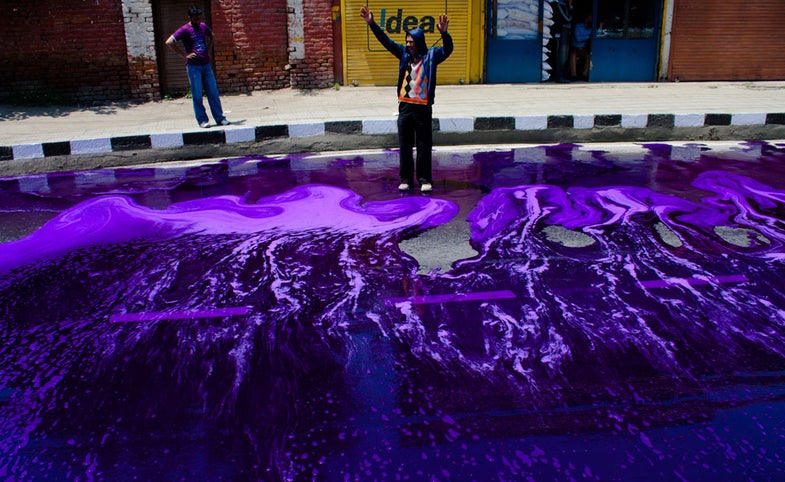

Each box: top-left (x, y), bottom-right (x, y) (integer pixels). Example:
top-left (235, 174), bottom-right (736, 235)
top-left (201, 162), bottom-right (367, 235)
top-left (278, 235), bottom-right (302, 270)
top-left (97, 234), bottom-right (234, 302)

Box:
top-left (360, 6), bottom-right (374, 24)
top-left (437, 14), bottom-right (449, 33)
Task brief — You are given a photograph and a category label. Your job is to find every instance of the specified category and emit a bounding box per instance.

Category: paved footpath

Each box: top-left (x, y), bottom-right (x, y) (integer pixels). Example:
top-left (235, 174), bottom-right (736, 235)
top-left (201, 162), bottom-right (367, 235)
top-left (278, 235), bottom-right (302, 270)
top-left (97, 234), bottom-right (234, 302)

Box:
top-left (2, 81), bottom-right (785, 176)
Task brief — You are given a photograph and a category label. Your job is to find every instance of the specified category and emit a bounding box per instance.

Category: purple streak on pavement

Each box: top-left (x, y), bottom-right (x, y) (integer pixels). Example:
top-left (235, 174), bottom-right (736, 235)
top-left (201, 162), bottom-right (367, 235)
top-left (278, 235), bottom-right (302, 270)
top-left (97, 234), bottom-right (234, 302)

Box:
top-left (385, 289), bottom-right (517, 306)
top-left (638, 274), bottom-right (749, 289)
top-left (110, 306), bottom-right (251, 322)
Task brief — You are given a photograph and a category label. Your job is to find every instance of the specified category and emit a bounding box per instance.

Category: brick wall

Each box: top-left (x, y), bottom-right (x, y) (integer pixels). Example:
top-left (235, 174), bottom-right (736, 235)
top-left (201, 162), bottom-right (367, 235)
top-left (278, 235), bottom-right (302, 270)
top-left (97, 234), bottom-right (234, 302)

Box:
top-left (0, 0), bottom-right (131, 104)
top-left (212, 0), bottom-right (291, 92)
top-left (289, 0), bottom-right (336, 88)
top-left (0, 0), bottom-right (336, 104)
top-left (124, 0), bottom-right (161, 102)
top-left (127, 57), bottom-right (161, 102)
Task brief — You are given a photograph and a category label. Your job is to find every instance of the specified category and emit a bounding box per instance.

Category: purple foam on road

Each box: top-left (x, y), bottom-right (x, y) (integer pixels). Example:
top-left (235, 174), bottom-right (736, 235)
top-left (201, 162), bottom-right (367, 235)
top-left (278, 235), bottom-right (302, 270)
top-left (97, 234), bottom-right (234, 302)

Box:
top-left (0, 184), bottom-right (458, 273)
top-left (637, 274), bottom-right (748, 289)
top-left (385, 289), bottom-right (517, 306)
top-left (110, 306), bottom-right (251, 322)
top-left (467, 170), bottom-right (785, 246)
top-left (3, 148), bottom-right (785, 481)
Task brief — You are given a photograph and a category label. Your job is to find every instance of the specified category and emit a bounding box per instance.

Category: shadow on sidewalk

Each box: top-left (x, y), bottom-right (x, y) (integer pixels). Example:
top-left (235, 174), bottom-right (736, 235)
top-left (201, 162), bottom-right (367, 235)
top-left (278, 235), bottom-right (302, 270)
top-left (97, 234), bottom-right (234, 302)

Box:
top-left (0, 103), bottom-right (140, 122)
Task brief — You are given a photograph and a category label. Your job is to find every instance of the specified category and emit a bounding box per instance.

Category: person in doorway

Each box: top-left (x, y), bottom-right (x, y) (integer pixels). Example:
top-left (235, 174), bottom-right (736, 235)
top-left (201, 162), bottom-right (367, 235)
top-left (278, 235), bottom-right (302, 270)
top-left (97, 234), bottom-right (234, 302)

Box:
top-left (359, 6), bottom-right (453, 193)
top-left (569, 14), bottom-right (592, 81)
top-left (550, 0), bottom-right (574, 83)
top-left (166, 6), bottom-right (229, 128)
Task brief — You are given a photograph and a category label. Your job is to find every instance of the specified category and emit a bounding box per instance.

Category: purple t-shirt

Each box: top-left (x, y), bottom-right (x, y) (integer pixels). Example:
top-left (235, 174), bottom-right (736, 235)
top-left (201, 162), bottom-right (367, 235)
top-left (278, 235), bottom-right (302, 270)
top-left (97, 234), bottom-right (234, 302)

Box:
top-left (172, 22), bottom-right (213, 66)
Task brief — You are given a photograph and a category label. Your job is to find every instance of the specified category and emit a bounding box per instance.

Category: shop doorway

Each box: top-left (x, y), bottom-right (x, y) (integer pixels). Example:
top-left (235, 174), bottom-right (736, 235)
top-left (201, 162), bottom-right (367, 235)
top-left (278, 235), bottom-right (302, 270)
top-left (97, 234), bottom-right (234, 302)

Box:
top-left (590, 0), bottom-right (662, 82)
top-left (154, 0), bottom-right (212, 97)
top-left (485, 0), bottom-right (543, 83)
top-left (484, 0), bottom-right (662, 83)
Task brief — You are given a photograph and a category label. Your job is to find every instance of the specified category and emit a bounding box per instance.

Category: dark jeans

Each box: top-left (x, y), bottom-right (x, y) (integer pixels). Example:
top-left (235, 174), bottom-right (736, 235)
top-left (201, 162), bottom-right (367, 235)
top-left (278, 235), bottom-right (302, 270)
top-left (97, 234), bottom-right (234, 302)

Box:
top-left (397, 102), bottom-right (433, 184)
top-left (186, 63), bottom-right (225, 125)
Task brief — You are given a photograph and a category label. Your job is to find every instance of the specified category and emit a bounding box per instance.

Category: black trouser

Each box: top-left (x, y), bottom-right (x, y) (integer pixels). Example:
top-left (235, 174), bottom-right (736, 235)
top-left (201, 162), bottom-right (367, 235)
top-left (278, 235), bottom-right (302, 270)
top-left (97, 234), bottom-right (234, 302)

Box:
top-left (397, 102), bottom-right (433, 185)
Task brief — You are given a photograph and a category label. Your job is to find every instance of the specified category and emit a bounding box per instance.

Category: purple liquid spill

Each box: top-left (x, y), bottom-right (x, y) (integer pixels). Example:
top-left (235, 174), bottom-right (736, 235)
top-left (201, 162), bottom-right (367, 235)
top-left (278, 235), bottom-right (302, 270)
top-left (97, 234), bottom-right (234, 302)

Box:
top-left (110, 306), bottom-right (251, 322)
top-left (1, 143), bottom-right (785, 480)
top-left (0, 185), bottom-right (457, 273)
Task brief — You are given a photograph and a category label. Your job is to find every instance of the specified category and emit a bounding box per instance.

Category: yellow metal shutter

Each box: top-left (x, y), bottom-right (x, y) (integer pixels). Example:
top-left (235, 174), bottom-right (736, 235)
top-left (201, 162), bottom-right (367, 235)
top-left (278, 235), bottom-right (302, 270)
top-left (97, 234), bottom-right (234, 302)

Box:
top-left (341, 0), bottom-right (473, 87)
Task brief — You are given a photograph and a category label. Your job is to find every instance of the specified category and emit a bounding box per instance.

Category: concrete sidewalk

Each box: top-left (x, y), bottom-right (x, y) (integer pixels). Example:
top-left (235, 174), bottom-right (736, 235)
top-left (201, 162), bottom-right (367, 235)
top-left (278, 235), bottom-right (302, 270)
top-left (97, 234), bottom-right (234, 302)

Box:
top-left (2, 81), bottom-right (785, 176)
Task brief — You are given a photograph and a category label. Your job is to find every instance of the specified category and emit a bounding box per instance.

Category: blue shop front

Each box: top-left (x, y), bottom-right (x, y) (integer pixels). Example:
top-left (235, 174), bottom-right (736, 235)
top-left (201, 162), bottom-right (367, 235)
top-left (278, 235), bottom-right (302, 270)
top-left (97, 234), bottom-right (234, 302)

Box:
top-left (485, 0), bottom-right (663, 83)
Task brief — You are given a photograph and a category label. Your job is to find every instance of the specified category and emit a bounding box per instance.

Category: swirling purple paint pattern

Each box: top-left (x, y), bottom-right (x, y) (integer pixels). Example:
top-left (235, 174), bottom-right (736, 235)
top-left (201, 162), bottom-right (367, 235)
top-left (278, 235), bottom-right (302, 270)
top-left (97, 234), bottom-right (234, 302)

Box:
top-left (1, 146), bottom-right (785, 480)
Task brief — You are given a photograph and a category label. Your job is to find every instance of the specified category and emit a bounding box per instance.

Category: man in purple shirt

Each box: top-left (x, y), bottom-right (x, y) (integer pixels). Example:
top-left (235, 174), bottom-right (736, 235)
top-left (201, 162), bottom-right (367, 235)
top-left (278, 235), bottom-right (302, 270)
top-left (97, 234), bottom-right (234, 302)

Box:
top-left (166, 6), bottom-right (229, 128)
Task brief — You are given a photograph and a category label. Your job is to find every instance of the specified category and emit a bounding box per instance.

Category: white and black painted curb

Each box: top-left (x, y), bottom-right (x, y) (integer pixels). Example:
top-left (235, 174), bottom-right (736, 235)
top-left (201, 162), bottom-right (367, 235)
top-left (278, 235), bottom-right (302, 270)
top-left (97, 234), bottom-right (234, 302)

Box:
top-left (2, 112), bottom-right (785, 162)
